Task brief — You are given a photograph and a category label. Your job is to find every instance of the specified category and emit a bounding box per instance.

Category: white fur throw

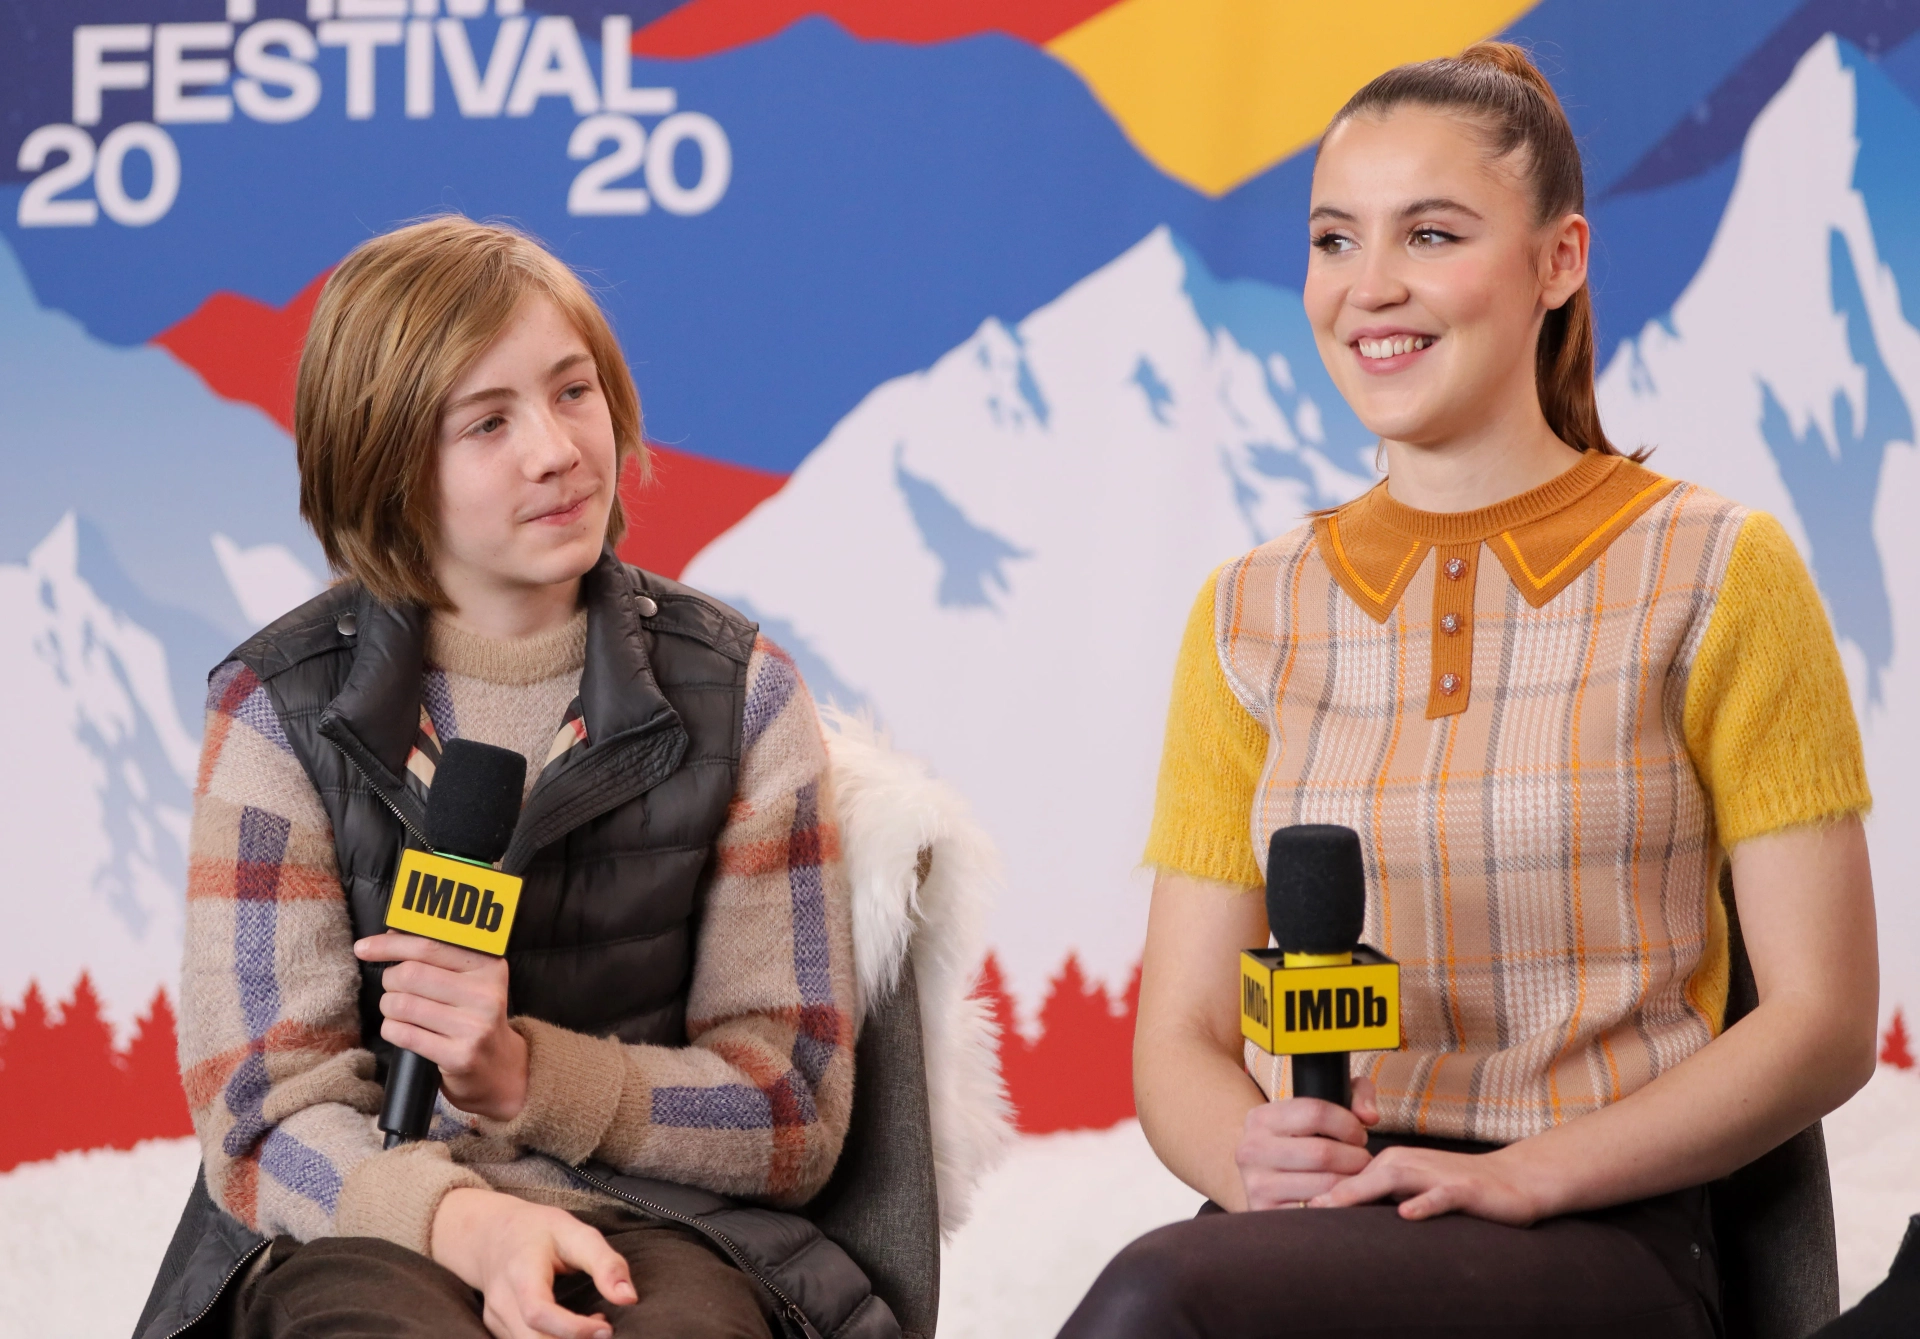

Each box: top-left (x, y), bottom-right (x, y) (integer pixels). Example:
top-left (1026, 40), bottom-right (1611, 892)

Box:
top-left (822, 707), bottom-right (1014, 1235)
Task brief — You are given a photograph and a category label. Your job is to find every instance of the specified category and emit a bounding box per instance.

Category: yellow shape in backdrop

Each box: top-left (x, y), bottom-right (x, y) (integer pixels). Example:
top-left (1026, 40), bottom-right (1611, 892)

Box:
top-left (1046, 0), bottom-right (1542, 197)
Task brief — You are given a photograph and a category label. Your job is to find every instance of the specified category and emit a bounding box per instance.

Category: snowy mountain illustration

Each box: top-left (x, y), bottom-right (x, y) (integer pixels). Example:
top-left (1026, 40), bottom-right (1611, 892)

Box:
top-left (686, 227), bottom-right (1378, 1005)
top-left (1596, 35), bottom-right (1920, 1002)
top-left (0, 232), bottom-right (324, 733)
top-left (0, 516), bottom-right (197, 1033)
top-left (0, 232), bottom-right (323, 1030)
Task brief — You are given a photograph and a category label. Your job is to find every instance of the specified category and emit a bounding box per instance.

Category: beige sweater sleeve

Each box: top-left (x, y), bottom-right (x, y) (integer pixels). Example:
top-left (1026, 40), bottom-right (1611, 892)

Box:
top-left (180, 660), bottom-right (485, 1254)
top-left (482, 640), bottom-right (857, 1206)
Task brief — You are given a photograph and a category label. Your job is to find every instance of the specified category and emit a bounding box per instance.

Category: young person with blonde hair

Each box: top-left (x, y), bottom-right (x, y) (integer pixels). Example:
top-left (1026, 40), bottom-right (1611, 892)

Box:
top-left (147, 217), bottom-right (895, 1339)
top-left (1062, 43), bottom-right (1878, 1337)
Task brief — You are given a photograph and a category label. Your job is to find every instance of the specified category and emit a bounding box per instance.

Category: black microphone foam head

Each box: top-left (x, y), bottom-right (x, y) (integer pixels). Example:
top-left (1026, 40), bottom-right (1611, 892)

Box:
top-left (1266, 824), bottom-right (1367, 956)
top-left (424, 739), bottom-right (526, 864)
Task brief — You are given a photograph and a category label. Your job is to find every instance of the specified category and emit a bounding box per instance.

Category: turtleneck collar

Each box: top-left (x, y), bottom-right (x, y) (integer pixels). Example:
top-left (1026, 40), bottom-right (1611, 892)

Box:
top-left (425, 607), bottom-right (589, 685)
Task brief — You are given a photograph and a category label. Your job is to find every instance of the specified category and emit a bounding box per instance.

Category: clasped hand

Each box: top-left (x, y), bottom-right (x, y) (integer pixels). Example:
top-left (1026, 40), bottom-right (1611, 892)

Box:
top-left (354, 932), bottom-right (529, 1122)
top-left (1235, 1077), bottom-right (1542, 1224)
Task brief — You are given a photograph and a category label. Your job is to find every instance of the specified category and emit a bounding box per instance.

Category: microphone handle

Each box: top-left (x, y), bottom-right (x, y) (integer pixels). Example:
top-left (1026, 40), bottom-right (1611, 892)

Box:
top-left (379, 1047), bottom-right (441, 1148)
top-left (1292, 1052), bottom-right (1352, 1108)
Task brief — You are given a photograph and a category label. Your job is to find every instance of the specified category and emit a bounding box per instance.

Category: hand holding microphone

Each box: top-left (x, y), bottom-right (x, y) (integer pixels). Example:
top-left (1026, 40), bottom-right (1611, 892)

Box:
top-left (1248, 824), bottom-right (1399, 1106)
top-left (354, 739), bottom-right (527, 1145)
top-left (1234, 824), bottom-right (1403, 1210)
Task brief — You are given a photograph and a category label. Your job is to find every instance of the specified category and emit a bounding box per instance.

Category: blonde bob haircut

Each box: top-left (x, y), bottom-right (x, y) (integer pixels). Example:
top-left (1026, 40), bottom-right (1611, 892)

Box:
top-left (295, 215), bottom-right (645, 610)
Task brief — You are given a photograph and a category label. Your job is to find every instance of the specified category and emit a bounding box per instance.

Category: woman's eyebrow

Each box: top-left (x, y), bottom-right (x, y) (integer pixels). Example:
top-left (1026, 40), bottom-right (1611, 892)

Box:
top-left (549, 351), bottom-right (591, 377)
top-left (1401, 196), bottom-right (1483, 220)
top-left (1308, 204), bottom-right (1356, 223)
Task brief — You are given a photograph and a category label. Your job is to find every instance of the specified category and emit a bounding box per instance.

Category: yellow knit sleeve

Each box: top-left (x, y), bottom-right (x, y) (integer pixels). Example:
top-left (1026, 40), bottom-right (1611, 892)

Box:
top-left (1142, 570), bottom-right (1268, 888)
top-left (1684, 512), bottom-right (1872, 848)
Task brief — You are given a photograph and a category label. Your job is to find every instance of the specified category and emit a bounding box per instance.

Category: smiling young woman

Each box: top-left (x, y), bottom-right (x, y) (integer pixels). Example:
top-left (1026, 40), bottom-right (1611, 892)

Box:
top-left (1059, 43), bottom-right (1878, 1338)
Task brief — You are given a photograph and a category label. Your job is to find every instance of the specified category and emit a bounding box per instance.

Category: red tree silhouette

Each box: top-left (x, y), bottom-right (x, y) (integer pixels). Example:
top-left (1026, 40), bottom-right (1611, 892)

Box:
top-left (0, 976), bottom-right (193, 1171)
top-left (1881, 1008), bottom-right (1915, 1070)
top-left (977, 952), bottom-right (1140, 1133)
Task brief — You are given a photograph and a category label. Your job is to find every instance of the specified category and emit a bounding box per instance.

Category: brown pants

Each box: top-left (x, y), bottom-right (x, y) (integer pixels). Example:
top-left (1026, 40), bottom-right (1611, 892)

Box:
top-left (1058, 1137), bottom-right (1721, 1338)
top-left (234, 1209), bottom-right (773, 1339)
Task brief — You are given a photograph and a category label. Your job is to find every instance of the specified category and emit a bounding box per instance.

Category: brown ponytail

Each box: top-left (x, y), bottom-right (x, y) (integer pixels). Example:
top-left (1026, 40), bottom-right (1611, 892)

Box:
top-left (1330, 42), bottom-right (1635, 458)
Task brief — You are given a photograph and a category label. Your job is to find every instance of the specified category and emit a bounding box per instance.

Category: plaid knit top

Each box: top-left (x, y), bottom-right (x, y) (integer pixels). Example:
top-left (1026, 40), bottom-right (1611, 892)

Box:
top-left (1146, 452), bottom-right (1871, 1144)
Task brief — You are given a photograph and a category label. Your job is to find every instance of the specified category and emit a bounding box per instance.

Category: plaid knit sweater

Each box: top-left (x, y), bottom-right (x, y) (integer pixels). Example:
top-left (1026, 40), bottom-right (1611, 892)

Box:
top-left (1146, 452), bottom-right (1871, 1144)
top-left (179, 609), bottom-right (856, 1253)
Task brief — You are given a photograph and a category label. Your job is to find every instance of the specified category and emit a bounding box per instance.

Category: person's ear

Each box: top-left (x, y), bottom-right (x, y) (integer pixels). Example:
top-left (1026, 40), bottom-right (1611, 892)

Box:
top-left (1539, 212), bottom-right (1589, 311)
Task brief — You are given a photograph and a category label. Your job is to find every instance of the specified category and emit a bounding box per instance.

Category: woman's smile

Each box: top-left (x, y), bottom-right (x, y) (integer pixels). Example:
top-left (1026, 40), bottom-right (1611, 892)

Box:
top-left (1350, 328), bottom-right (1440, 373)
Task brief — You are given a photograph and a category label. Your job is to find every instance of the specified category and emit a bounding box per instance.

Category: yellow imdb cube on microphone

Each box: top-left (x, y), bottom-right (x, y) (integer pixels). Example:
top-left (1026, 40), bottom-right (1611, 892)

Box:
top-left (385, 848), bottom-right (523, 957)
top-left (1240, 947), bottom-right (1401, 1056)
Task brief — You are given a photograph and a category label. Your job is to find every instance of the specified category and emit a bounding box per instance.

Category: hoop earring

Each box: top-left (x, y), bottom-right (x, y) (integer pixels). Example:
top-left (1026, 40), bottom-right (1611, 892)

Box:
top-left (1374, 439), bottom-right (1388, 476)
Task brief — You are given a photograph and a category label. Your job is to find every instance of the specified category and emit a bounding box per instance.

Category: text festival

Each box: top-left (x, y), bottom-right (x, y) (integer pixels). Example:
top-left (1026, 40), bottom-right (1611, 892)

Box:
top-left (18, 2), bottom-right (731, 228)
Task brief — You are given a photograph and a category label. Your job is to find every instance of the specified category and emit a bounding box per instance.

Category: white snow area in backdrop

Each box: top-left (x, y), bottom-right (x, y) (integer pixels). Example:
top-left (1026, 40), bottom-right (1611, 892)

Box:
top-left (5, 1066), bottom-right (1916, 1339)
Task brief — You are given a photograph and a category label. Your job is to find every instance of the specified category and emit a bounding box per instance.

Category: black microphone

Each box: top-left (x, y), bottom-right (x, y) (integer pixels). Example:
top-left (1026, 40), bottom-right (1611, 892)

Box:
top-left (378, 739), bottom-right (526, 1148)
top-left (1265, 824), bottom-right (1369, 1108)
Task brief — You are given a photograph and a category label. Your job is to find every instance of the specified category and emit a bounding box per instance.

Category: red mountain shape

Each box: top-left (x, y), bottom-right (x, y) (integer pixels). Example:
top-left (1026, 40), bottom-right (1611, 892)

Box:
top-left (153, 271), bottom-right (332, 433)
top-left (633, 0), bottom-right (1118, 58)
top-left (616, 447), bottom-right (787, 578)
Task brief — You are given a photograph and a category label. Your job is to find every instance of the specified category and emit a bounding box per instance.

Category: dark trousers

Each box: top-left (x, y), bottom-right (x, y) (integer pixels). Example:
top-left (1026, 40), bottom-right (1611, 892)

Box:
top-left (234, 1208), bottom-right (773, 1339)
top-left (1058, 1137), bottom-right (1721, 1338)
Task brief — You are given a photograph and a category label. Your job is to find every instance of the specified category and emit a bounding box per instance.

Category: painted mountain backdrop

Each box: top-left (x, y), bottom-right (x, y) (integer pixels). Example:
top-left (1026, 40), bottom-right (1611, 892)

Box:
top-left (6, 7), bottom-right (1920, 1157)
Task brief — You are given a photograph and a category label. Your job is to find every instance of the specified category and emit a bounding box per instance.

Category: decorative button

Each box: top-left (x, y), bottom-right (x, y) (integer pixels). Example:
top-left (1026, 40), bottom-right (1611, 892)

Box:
top-left (1443, 557), bottom-right (1468, 581)
top-left (1438, 672), bottom-right (1462, 695)
top-left (1439, 612), bottom-right (1461, 635)
top-left (636, 595), bottom-right (659, 617)
top-left (336, 611), bottom-right (358, 637)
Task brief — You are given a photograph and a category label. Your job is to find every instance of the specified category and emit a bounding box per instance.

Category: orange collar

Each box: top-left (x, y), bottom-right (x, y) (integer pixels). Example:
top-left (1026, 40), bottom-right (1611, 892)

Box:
top-left (1313, 453), bottom-right (1680, 622)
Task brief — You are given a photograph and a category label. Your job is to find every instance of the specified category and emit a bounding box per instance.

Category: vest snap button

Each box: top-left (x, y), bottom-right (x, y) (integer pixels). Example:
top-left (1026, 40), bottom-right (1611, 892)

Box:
top-left (636, 595), bottom-right (659, 618)
top-left (1440, 612), bottom-right (1462, 635)
top-left (1443, 557), bottom-right (1468, 581)
top-left (336, 611), bottom-right (358, 637)
top-left (1439, 672), bottom-right (1462, 695)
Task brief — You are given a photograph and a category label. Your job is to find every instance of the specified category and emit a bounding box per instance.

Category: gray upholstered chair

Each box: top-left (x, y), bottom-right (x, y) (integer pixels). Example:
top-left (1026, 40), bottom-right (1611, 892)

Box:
top-left (804, 957), bottom-right (942, 1338)
top-left (1713, 866), bottom-right (1842, 1339)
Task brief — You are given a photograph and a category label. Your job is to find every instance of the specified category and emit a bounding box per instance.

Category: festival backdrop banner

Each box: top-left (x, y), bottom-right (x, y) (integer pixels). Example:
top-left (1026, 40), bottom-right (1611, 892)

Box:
top-left (4, 0), bottom-right (1920, 1166)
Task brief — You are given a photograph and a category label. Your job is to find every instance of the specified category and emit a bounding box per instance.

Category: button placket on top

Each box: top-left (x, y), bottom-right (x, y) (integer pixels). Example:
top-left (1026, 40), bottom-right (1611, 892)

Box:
top-left (1427, 543), bottom-right (1477, 718)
